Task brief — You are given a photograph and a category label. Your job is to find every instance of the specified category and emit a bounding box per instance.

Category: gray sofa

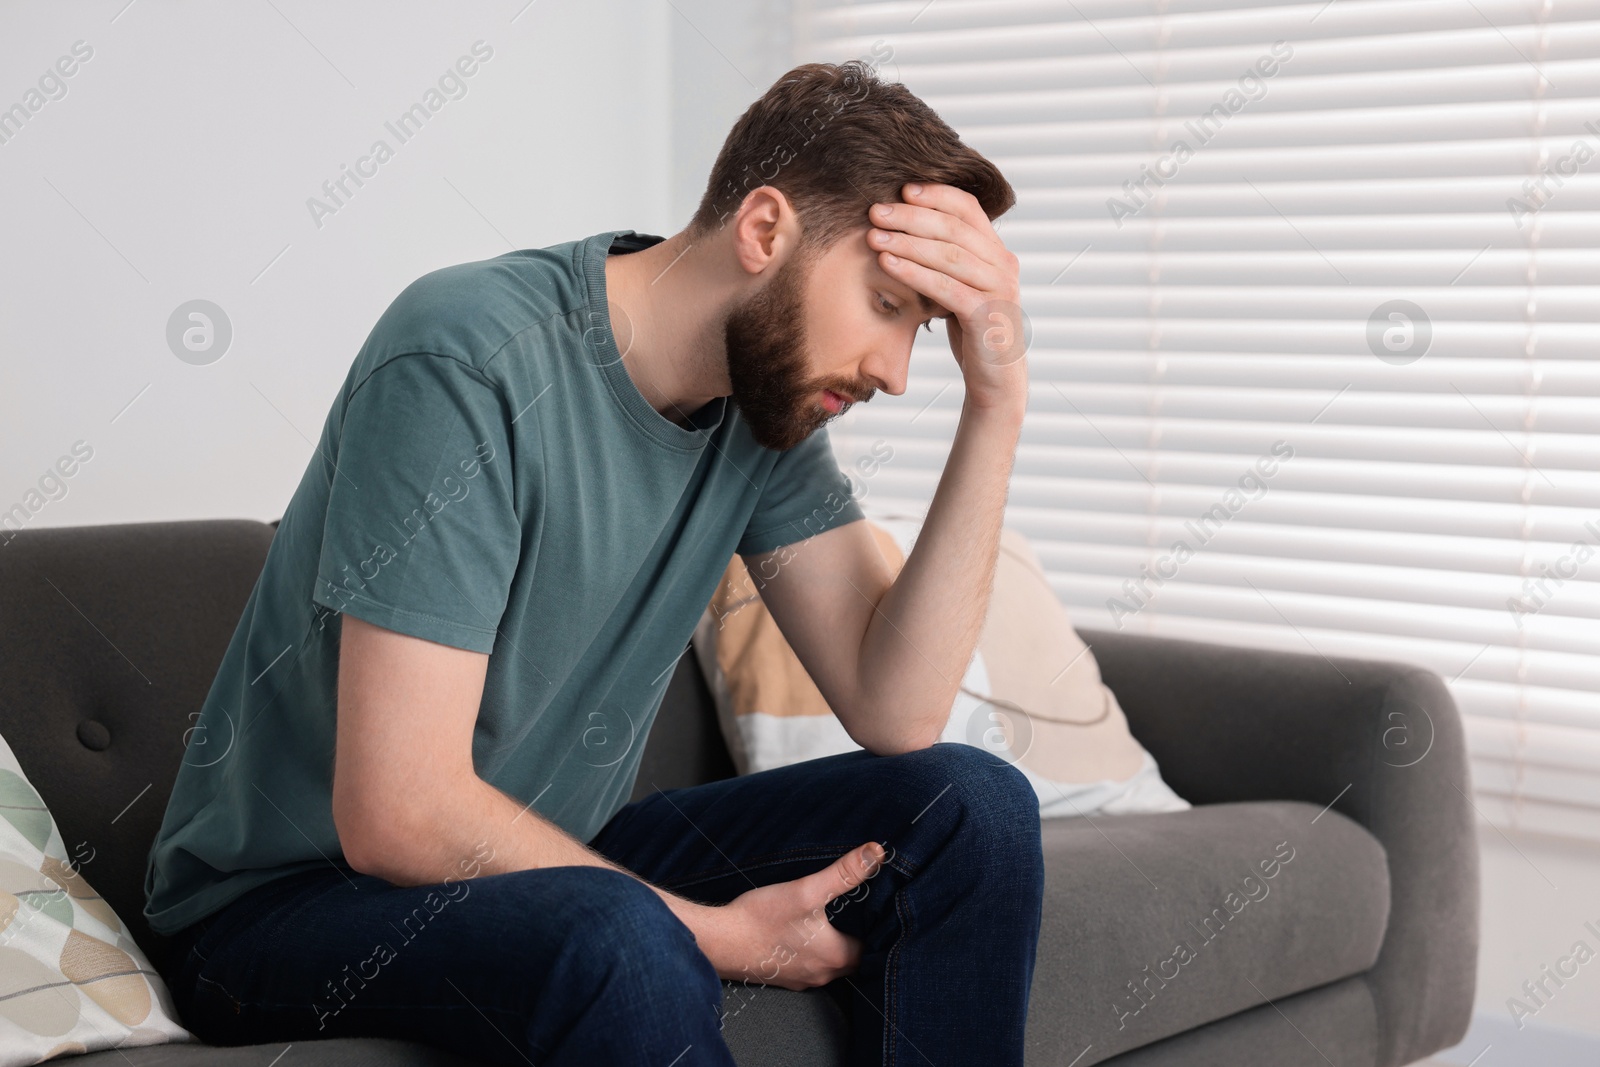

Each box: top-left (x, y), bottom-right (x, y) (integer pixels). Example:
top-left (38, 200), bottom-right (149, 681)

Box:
top-left (0, 517), bottom-right (1479, 1066)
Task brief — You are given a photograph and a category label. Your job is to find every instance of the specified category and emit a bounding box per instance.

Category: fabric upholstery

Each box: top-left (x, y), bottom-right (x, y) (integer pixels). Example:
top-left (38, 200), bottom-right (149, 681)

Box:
top-left (1083, 627), bottom-right (1479, 1067)
top-left (1027, 799), bottom-right (1387, 1063)
top-left (1090, 975), bottom-right (1379, 1067)
top-left (0, 731), bottom-right (193, 1060)
top-left (0, 520), bottom-right (275, 980)
top-left (0, 519), bottom-right (1476, 1067)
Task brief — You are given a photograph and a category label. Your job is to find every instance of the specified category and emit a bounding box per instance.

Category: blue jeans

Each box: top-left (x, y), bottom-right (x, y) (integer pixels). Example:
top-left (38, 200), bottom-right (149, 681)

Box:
top-left (165, 743), bottom-right (1045, 1066)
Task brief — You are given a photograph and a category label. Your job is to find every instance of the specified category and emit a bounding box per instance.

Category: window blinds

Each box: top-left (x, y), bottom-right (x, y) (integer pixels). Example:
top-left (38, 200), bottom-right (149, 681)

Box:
top-left (800, 0), bottom-right (1600, 843)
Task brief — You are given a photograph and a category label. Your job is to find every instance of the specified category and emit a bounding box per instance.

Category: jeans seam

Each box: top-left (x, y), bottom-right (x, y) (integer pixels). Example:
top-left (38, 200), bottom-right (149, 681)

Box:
top-left (194, 971), bottom-right (246, 1017)
top-left (887, 884), bottom-right (913, 1067)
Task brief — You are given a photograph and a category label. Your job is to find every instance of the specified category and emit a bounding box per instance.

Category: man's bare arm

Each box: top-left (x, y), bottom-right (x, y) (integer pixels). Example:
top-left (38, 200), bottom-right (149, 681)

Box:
top-left (330, 614), bottom-right (647, 884)
top-left (329, 613), bottom-right (882, 989)
top-left (743, 400), bottom-right (1021, 755)
top-left (744, 182), bottom-right (1027, 754)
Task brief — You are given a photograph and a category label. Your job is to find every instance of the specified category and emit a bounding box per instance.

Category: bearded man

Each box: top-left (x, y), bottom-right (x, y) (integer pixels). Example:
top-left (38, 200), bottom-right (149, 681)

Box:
top-left (146, 58), bottom-right (1040, 1067)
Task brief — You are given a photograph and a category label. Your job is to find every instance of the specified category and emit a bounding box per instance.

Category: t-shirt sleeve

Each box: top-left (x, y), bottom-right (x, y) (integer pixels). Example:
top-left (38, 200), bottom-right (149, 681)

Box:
top-left (312, 353), bottom-right (521, 654)
top-left (737, 424), bottom-right (866, 556)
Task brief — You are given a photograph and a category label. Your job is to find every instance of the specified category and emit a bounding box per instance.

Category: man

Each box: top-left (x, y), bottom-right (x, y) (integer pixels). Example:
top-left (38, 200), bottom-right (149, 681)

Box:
top-left (145, 59), bottom-right (1042, 1066)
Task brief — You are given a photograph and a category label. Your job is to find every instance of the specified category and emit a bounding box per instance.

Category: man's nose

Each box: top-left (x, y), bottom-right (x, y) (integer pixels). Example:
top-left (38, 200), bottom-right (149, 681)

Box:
top-left (860, 348), bottom-right (910, 397)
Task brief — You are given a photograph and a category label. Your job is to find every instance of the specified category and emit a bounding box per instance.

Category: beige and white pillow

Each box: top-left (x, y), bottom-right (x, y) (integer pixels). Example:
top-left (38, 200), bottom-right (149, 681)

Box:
top-left (0, 733), bottom-right (193, 1063)
top-left (692, 518), bottom-right (1190, 818)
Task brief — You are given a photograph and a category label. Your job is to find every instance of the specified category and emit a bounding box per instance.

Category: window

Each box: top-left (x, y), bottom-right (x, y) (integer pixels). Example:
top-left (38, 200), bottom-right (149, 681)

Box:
top-left (810, 0), bottom-right (1600, 842)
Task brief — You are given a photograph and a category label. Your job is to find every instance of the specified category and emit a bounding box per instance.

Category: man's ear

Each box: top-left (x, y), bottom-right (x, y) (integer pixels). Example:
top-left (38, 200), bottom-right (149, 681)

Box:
top-left (731, 185), bottom-right (800, 276)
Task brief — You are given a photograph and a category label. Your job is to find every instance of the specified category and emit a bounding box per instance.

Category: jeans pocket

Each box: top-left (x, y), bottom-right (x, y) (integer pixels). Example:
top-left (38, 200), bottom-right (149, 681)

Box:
top-left (181, 967), bottom-right (259, 1047)
top-left (174, 906), bottom-right (266, 1039)
top-left (179, 914), bottom-right (219, 962)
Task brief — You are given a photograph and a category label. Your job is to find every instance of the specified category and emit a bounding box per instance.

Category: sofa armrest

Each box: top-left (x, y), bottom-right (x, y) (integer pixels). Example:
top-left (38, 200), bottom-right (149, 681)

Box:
top-left (1079, 627), bottom-right (1479, 1067)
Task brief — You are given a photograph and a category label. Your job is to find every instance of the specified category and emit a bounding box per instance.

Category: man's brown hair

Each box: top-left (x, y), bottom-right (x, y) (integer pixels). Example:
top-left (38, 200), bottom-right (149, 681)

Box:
top-left (687, 58), bottom-right (1016, 258)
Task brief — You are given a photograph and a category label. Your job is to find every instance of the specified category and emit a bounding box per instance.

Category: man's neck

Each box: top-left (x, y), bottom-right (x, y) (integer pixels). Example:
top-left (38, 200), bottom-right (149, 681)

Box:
top-left (603, 231), bottom-right (736, 425)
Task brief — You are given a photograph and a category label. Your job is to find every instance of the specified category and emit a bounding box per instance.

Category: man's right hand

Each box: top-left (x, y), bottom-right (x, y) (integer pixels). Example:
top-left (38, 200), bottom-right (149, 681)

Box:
top-left (674, 841), bottom-right (888, 991)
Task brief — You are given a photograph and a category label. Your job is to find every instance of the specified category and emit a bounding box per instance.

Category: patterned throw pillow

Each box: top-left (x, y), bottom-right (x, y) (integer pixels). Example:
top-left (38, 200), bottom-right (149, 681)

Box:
top-left (691, 518), bottom-right (1191, 818)
top-left (0, 733), bottom-right (193, 1063)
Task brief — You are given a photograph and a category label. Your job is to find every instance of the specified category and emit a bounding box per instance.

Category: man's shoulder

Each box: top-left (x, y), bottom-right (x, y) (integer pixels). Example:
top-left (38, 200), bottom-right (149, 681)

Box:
top-left (360, 237), bottom-right (593, 380)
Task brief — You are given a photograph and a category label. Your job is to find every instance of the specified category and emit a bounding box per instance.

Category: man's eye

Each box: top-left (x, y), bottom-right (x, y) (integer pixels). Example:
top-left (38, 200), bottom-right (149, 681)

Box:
top-left (876, 295), bottom-right (900, 316)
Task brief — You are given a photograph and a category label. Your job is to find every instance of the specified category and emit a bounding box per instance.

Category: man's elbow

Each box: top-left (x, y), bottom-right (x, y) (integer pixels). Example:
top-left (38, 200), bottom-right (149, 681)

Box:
top-left (334, 790), bottom-right (420, 884)
top-left (866, 733), bottom-right (943, 757)
top-left (848, 711), bottom-right (948, 756)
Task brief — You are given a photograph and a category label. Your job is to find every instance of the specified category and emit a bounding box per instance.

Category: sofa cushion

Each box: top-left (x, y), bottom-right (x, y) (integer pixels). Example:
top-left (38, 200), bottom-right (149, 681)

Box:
top-left (0, 729), bottom-right (194, 1061)
top-left (693, 520), bottom-right (1191, 817)
top-left (1027, 799), bottom-right (1389, 1065)
top-left (1082, 975), bottom-right (1378, 1067)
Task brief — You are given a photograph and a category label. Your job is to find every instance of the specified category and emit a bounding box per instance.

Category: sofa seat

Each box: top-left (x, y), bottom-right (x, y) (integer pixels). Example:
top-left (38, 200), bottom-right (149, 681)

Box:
top-left (1028, 798), bottom-right (1389, 1065)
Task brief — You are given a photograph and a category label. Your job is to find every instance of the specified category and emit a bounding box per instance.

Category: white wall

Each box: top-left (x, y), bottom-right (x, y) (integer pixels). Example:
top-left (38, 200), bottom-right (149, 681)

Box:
top-left (1432, 828), bottom-right (1600, 1065)
top-left (666, 0), bottom-right (795, 226)
top-left (1, 0), bottom-right (678, 530)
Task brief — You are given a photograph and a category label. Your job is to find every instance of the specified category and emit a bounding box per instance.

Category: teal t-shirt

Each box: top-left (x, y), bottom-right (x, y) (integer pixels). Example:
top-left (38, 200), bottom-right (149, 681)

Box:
top-left (143, 229), bottom-right (865, 936)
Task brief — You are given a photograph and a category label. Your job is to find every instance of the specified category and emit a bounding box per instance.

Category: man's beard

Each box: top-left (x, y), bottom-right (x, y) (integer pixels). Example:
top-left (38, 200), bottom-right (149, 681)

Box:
top-left (723, 249), bottom-right (876, 451)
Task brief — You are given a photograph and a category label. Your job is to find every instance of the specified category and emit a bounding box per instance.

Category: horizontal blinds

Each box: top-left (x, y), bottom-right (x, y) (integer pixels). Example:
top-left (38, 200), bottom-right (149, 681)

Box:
top-left (801, 0), bottom-right (1600, 843)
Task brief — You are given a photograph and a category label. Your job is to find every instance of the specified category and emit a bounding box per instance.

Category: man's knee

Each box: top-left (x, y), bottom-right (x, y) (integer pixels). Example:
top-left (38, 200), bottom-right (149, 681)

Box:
top-left (517, 866), bottom-right (721, 999)
top-left (574, 868), bottom-right (699, 951)
top-left (895, 742), bottom-right (1041, 823)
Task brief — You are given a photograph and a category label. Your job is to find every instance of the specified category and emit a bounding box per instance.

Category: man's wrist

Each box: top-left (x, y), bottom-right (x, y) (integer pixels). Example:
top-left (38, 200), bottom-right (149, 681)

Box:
top-left (961, 389), bottom-right (1027, 432)
top-left (657, 889), bottom-right (730, 968)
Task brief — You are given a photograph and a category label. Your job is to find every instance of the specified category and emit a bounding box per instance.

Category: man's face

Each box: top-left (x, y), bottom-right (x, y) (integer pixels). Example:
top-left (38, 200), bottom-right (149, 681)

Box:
top-left (724, 224), bottom-right (941, 451)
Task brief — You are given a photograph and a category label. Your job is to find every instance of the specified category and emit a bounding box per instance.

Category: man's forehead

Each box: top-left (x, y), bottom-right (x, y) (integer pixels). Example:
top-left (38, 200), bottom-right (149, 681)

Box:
top-left (852, 231), bottom-right (944, 317)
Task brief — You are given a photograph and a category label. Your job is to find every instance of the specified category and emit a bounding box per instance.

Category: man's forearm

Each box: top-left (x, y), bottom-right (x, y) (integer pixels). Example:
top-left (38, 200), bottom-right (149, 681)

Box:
top-left (849, 395), bottom-right (1025, 752)
top-left (356, 774), bottom-right (728, 965)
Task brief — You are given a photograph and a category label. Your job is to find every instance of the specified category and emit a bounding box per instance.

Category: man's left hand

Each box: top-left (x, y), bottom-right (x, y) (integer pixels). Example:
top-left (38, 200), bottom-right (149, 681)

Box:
top-left (867, 181), bottom-right (1028, 416)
